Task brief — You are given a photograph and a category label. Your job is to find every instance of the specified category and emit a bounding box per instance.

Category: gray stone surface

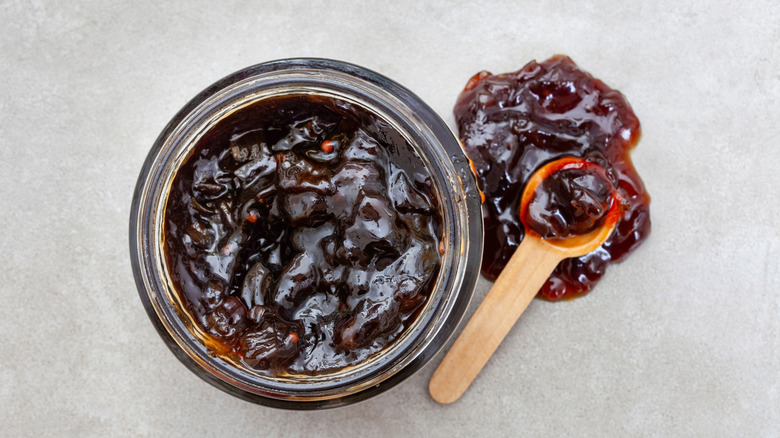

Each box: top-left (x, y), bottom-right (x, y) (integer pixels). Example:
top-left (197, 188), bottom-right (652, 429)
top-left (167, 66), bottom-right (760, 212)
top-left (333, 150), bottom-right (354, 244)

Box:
top-left (1, 0), bottom-right (778, 436)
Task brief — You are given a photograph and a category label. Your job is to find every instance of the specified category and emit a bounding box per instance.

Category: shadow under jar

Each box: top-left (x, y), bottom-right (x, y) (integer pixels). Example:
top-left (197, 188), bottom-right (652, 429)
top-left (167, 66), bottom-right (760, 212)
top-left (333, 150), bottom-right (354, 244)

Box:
top-left (130, 59), bottom-right (482, 409)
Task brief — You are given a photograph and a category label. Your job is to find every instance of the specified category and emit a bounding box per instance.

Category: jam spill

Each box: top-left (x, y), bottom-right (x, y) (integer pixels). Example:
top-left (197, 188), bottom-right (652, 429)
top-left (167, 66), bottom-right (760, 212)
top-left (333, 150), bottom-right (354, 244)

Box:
top-left (454, 55), bottom-right (651, 300)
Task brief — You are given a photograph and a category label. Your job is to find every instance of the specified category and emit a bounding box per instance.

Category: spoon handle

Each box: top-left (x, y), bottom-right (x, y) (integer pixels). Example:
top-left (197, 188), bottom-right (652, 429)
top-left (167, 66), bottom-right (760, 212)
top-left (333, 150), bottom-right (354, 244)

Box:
top-left (429, 234), bottom-right (563, 404)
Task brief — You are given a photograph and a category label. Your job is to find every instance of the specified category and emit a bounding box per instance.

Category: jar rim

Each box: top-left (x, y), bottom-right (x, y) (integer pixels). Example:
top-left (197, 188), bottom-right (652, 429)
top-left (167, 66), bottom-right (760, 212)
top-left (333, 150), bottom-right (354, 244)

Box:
top-left (129, 58), bottom-right (483, 409)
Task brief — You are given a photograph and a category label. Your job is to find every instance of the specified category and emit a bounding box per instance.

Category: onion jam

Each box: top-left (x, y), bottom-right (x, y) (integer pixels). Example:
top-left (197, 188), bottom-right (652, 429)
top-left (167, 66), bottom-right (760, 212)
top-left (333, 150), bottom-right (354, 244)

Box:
top-left (163, 94), bottom-right (443, 375)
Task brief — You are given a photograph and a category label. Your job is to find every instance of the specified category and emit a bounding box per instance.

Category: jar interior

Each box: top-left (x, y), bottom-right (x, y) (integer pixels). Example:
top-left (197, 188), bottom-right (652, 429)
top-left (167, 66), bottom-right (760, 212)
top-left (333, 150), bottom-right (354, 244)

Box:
top-left (156, 87), bottom-right (454, 385)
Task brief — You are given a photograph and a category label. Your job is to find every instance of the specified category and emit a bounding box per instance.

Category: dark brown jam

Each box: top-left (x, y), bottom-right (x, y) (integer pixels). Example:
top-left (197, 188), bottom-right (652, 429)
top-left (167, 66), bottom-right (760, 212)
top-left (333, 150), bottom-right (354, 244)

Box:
top-left (524, 163), bottom-right (619, 239)
top-left (454, 55), bottom-right (651, 300)
top-left (163, 94), bottom-right (443, 375)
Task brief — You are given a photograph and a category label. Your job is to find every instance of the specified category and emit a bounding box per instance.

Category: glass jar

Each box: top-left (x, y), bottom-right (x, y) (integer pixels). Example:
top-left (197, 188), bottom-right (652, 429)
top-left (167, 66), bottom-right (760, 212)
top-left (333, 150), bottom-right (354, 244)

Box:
top-left (129, 58), bottom-right (482, 409)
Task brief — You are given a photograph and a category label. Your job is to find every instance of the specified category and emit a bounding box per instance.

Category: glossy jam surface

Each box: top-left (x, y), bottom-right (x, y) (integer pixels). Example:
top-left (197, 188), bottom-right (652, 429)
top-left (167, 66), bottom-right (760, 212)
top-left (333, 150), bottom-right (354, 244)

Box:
top-left (524, 166), bottom-right (615, 239)
top-left (454, 55), bottom-right (651, 300)
top-left (163, 94), bottom-right (443, 375)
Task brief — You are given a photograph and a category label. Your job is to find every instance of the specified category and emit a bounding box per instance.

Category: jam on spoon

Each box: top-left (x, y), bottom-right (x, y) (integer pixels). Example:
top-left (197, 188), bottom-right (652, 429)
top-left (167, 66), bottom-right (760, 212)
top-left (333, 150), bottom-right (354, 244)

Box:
top-left (522, 158), bottom-right (627, 240)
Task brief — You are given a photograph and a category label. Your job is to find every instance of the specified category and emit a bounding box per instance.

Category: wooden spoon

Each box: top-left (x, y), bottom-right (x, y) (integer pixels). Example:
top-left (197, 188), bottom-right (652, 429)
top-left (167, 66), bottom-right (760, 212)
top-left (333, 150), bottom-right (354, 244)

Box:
top-left (428, 156), bottom-right (625, 404)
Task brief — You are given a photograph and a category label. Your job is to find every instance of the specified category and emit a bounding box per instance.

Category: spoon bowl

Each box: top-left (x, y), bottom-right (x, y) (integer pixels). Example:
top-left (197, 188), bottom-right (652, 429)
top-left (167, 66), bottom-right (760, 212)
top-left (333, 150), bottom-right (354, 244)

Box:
top-left (519, 156), bottom-right (625, 256)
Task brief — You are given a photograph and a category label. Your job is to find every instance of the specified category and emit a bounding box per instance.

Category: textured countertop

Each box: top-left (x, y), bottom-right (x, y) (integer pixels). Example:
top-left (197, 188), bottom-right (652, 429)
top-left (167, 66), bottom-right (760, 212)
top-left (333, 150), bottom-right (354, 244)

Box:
top-left (1, 1), bottom-right (778, 436)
